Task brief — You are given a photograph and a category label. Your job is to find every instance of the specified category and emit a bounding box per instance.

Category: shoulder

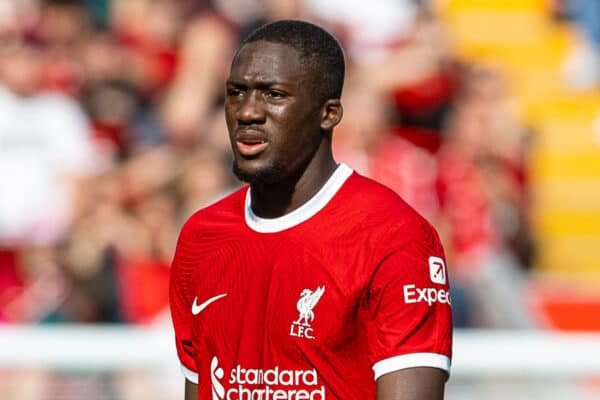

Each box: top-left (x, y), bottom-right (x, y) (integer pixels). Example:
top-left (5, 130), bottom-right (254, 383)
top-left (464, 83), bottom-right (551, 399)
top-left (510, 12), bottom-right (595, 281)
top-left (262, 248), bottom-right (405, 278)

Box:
top-left (343, 172), bottom-right (425, 224)
top-left (340, 172), bottom-right (441, 249)
top-left (172, 187), bottom-right (247, 271)
top-left (180, 186), bottom-right (247, 238)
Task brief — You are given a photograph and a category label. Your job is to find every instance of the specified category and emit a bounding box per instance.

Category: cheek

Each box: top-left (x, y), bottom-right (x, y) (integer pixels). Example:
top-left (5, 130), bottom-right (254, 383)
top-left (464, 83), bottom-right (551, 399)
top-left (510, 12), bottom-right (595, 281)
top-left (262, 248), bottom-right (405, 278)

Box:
top-left (289, 109), bottom-right (323, 147)
top-left (224, 106), bottom-right (238, 137)
top-left (273, 101), bottom-right (321, 132)
top-left (224, 103), bottom-right (236, 125)
top-left (274, 126), bottom-right (320, 161)
top-left (266, 102), bottom-right (323, 159)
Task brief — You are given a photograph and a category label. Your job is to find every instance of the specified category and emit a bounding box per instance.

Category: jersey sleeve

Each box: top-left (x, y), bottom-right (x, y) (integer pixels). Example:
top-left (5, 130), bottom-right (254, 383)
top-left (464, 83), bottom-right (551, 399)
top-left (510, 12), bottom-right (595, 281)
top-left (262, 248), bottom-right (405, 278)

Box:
top-left (169, 219), bottom-right (199, 384)
top-left (367, 218), bottom-right (452, 380)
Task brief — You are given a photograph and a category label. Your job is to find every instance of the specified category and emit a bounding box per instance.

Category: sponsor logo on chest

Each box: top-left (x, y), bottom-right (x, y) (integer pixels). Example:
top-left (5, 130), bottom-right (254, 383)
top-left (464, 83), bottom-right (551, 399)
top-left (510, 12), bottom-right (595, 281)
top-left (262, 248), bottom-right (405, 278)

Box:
top-left (211, 356), bottom-right (325, 400)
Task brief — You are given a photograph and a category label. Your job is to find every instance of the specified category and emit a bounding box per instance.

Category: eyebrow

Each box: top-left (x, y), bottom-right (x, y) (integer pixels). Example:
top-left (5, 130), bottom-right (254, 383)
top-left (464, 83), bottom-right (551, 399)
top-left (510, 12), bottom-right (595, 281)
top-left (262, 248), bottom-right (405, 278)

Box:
top-left (226, 79), bottom-right (292, 89)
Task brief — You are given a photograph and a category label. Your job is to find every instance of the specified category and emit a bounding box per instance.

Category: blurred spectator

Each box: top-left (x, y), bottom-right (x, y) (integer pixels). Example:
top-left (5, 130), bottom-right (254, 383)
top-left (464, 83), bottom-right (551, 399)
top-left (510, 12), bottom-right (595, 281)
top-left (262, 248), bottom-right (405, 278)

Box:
top-left (36, 0), bottom-right (93, 96)
top-left (53, 147), bottom-right (180, 323)
top-left (176, 148), bottom-right (234, 220)
top-left (328, 0), bottom-right (456, 206)
top-left (51, 166), bottom-right (129, 323)
top-left (0, 40), bottom-right (98, 247)
top-left (159, 11), bottom-right (235, 146)
top-left (436, 66), bottom-right (535, 328)
top-left (305, 0), bottom-right (421, 61)
top-left (0, 7), bottom-right (101, 321)
top-left (439, 66), bottom-right (533, 270)
top-left (79, 30), bottom-right (140, 157)
top-left (110, 0), bottom-right (180, 99)
top-left (307, 0), bottom-right (453, 124)
top-left (1, 246), bottom-right (69, 323)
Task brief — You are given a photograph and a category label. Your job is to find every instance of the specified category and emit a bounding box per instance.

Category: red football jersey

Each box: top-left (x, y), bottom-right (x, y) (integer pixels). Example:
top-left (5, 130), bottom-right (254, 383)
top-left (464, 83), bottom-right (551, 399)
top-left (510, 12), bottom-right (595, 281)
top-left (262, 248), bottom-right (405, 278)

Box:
top-left (170, 164), bottom-right (452, 400)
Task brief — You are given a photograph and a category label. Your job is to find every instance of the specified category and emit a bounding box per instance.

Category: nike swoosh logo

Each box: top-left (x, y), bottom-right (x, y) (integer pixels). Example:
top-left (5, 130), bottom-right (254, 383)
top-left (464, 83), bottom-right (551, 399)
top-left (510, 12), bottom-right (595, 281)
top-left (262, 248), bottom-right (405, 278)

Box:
top-left (191, 294), bottom-right (227, 315)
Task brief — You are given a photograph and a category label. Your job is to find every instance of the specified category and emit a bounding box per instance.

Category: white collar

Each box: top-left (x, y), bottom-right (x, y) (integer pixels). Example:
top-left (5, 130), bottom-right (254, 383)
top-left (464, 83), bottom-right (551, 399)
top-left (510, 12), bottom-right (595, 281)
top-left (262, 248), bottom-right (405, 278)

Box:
top-left (244, 163), bottom-right (353, 233)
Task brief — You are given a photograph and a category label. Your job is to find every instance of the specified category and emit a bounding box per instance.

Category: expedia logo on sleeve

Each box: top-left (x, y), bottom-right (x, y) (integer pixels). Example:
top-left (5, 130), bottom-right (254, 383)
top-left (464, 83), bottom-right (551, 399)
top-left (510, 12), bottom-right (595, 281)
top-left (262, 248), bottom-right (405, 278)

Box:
top-left (428, 256), bottom-right (446, 284)
top-left (211, 356), bottom-right (326, 400)
top-left (402, 256), bottom-right (451, 307)
top-left (403, 284), bottom-right (451, 306)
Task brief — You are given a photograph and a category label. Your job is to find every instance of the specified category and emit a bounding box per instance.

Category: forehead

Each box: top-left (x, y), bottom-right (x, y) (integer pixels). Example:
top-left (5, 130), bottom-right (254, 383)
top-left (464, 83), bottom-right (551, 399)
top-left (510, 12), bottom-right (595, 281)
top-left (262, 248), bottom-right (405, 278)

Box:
top-left (229, 41), bottom-right (311, 84)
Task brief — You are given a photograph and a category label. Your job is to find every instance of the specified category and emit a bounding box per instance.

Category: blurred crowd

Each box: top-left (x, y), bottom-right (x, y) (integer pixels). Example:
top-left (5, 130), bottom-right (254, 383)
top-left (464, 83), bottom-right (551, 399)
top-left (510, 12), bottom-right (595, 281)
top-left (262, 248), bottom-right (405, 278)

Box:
top-left (0, 0), bottom-right (537, 329)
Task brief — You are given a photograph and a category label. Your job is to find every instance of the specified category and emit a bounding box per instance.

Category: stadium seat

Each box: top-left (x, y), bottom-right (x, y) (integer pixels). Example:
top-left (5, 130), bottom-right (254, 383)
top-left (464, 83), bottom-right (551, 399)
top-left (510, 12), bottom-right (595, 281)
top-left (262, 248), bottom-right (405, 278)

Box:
top-left (436, 0), bottom-right (549, 13)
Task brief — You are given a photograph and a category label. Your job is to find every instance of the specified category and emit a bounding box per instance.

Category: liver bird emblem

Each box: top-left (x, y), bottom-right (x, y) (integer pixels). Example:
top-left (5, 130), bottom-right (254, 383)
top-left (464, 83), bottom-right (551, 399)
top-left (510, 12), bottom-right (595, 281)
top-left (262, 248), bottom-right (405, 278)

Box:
top-left (295, 286), bottom-right (325, 326)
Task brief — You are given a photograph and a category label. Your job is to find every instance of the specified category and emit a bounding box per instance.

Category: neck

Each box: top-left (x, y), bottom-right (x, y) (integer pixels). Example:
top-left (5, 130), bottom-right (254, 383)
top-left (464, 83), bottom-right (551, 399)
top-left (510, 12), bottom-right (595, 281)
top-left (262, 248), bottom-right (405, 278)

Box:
top-left (249, 146), bottom-right (337, 219)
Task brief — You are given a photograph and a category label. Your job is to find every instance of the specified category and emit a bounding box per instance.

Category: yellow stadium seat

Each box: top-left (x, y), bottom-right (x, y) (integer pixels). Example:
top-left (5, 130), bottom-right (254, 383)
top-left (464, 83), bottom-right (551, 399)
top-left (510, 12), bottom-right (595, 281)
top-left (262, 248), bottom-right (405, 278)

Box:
top-left (531, 119), bottom-right (598, 153)
top-left (527, 94), bottom-right (600, 124)
top-left (535, 236), bottom-right (600, 275)
top-left (531, 152), bottom-right (600, 181)
top-left (535, 211), bottom-right (600, 236)
top-left (445, 11), bottom-right (552, 47)
top-left (532, 180), bottom-right (600, 212)
top-left (435, 0), bottom-right (549, 13)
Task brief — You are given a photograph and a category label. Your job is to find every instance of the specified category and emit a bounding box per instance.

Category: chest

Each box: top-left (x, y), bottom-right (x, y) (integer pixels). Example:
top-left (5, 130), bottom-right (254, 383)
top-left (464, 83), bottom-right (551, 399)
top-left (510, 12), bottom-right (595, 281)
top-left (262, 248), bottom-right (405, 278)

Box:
top-left (189, 233), bottom-right (374, 362)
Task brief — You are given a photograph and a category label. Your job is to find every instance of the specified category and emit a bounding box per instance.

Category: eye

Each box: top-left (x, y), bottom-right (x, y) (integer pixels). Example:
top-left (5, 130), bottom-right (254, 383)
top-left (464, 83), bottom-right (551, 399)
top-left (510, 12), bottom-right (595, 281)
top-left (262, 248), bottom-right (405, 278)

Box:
top-left (265, 90), bottom-right (287, 100)
top-left (226, 87), bottom-right (244, 98)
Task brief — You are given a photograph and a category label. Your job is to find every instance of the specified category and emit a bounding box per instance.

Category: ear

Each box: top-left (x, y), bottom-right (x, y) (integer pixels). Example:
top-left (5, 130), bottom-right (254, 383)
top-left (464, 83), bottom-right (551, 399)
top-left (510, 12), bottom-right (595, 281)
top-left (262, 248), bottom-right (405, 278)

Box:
top-left (320, 99), bottom-right (343, 131)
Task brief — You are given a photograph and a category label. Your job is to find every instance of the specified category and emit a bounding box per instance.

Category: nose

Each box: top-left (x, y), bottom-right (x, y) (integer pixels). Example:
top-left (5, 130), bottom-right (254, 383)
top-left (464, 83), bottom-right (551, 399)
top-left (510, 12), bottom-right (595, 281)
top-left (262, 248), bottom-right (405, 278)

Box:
top-left (237, 90), bottom-right (265, 124)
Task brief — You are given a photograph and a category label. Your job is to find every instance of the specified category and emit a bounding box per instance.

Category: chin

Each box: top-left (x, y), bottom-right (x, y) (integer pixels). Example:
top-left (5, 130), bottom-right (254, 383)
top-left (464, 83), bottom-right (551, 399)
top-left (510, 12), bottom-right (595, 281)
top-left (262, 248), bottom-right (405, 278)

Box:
top-left (232, 160), bottom-right (287, 185)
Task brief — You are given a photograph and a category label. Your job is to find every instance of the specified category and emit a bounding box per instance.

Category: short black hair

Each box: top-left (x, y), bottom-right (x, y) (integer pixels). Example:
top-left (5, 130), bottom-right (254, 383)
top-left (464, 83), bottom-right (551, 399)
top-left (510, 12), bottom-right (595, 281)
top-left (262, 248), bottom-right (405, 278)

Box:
top-left (239, 19), bottom-right (345, 101)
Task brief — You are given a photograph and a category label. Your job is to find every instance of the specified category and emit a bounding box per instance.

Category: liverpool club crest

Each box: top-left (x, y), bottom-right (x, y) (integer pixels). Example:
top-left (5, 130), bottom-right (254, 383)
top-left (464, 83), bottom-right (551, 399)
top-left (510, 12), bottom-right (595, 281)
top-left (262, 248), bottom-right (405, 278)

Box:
top-left (290, 286), bottom-right (325, 340)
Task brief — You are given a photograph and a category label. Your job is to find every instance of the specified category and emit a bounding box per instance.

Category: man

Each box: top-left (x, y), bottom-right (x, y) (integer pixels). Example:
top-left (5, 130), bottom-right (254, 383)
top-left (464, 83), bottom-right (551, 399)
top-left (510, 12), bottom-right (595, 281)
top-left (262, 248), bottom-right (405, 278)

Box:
top-left (0, 39), bottom-right (97, 246)
top-left (170, 20), bottom-right (452, 400)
